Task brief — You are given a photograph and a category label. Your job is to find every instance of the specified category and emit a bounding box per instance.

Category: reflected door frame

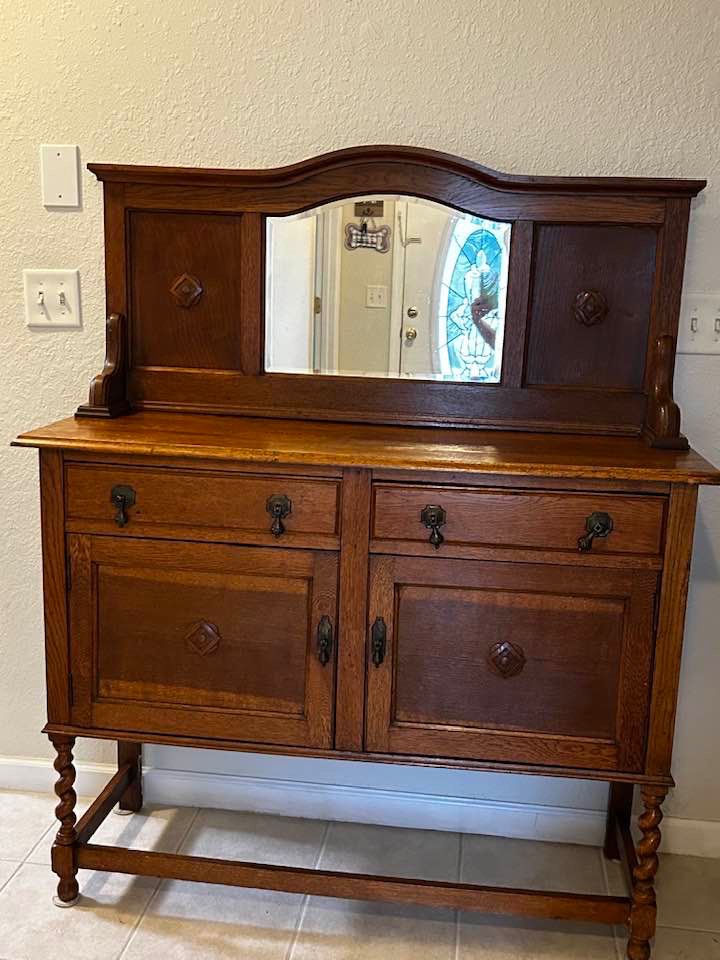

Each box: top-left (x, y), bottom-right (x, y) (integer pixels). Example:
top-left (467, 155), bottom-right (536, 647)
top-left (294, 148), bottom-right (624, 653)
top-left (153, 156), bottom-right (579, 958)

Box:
top-left (313, 206), bottom-right (343, 374)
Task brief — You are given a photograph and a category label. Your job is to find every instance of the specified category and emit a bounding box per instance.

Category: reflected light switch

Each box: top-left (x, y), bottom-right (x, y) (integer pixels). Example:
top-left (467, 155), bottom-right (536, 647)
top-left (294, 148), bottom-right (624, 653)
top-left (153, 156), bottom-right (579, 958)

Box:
top-left (40, 145), bottom-right (79, 207)
top-left (366, 285), bottom-right (388, 308)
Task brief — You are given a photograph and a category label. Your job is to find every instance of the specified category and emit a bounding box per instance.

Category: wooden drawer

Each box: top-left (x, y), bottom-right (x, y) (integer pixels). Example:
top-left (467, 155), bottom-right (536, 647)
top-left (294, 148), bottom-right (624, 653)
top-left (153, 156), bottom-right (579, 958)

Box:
top-left (371, 483), bottom-right (665, 557)
top-left (65, 463), bottom-right (340, 545)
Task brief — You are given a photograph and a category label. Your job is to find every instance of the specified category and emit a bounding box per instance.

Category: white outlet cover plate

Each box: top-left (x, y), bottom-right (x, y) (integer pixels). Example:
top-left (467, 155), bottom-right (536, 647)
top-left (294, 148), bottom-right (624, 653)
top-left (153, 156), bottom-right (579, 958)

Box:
top-left (40, 145), bottom-right (79, 207)
top-left (24, 269), bottom-right (82, 329)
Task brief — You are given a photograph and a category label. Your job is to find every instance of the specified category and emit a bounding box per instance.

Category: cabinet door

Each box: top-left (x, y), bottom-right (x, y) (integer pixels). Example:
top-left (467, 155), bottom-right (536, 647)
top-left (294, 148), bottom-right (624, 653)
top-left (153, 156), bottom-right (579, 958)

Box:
top-left (68, 535), bottom-right (337, 748)
top-left (365, 556), bottom-right (657, 772)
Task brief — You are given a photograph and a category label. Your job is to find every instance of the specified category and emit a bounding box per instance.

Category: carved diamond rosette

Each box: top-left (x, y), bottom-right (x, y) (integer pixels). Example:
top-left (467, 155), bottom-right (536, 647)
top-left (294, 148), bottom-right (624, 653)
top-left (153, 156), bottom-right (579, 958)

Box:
top-left (185, 620), bottom-right (220, 656)
top-left (170, 273), bottom-right (203, 308)
top-left (573, 290), bottom-right (608, 327)
top-left (488, 640), bottom-right (526, 679)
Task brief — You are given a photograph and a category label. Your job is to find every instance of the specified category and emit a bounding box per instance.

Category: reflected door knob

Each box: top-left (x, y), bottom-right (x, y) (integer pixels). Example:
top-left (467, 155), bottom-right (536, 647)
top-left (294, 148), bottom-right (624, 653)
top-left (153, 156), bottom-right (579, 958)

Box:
top-left (405, 326), bottom-right (418, 342)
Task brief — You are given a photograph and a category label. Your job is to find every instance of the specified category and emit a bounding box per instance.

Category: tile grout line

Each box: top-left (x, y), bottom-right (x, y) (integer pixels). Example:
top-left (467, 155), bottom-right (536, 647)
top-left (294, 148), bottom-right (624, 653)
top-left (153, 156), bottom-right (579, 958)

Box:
top-left (285, 820), bottom-right (332, 960)
top-left (0, 860), bottom-right (24, 897)
top-left (115, 805), bottom-right (202, 960)
top-left (599, 845), bottom-right (627, 960)
top-left (22, 819), bottom-right (56, 863)
top-left (454, 832), bottom-right (465, 960)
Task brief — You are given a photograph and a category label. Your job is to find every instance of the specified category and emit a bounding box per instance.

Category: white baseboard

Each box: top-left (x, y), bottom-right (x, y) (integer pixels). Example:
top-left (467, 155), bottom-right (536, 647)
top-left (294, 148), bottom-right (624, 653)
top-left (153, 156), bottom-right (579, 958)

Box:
top-left (2, 755), bottom-right (718, 857)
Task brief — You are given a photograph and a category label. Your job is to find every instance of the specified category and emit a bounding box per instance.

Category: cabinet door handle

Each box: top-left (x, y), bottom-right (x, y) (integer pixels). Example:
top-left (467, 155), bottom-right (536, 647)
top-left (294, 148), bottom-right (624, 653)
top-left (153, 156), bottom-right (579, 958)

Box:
top-left (577, 511), bottom-right (614, 552)
top-left (371, 617), bottom-right (387, 667)
top-left (266, 494), bottom-right (292, 537)
top-left (110, 485), bottom-right (136, 527)
top-left (421, 504), bottom-right (446, 549)
top-left (317, 615), bottom-right (333, 666)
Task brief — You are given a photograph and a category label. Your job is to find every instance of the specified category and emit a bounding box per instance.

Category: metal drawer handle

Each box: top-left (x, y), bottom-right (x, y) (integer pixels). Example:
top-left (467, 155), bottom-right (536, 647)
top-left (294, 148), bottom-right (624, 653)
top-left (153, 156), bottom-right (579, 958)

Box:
top-left (578, 511), bottom-right (614, 552)
top-left (420, 504), bottom-right (446, 549)
top-left (266, 494), bottom-right (292, 537)
top-left (371, 617), bottom-right (387, 667)
top-left (317, 615), bottom-right (333, 666)
top-left (110, 485), bottom-right (136, 527)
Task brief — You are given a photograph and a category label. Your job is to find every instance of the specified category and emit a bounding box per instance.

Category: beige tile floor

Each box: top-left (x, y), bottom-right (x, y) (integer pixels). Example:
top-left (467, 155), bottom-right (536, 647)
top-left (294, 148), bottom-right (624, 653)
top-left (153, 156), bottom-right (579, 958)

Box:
top-left (0, 789), bottom-right (718, 959)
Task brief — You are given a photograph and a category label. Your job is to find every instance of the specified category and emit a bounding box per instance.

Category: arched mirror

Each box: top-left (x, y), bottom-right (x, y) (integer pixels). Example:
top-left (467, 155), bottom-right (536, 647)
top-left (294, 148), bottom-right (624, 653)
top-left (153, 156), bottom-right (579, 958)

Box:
top-left (265, 196), bottom-right (511, 383)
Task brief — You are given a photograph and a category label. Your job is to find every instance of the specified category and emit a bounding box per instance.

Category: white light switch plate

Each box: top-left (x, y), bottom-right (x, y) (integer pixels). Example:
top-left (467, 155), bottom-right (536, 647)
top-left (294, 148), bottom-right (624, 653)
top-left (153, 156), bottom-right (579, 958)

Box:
top-left (24, 269), bottom-right (81, 328)
top-left (677, 293), bottom-right (720, 355)
top-left (40, 145), bottom-right (79, 207)
top-left (366, 284), bottom-right (388, 308)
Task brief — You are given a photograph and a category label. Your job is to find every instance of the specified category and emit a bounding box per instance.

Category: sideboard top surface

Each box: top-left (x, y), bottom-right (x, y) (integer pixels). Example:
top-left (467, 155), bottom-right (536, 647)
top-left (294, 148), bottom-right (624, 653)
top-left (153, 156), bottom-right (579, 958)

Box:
top-left (15, 413), bottom-right (720, 485)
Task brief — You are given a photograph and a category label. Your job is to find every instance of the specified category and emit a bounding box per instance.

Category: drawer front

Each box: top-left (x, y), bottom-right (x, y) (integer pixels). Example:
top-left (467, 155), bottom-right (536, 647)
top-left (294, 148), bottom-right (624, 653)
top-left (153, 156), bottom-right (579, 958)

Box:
top-left (365, 555), bottom-right (657, 771)
top-left (371, 484), bottom-right (665, 556)
top-left (68, 535), bottom-right (337, 747)
top-left (65, 464), bottom-right (340, 544)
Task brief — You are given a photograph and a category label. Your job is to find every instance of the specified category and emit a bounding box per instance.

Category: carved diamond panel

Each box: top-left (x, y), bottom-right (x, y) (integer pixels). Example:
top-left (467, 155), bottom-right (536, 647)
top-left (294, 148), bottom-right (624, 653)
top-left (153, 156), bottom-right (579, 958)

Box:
top-left (170, 273), bottom-right (203, 308)
top-left (573, 290), bottom-right (608, 326)
top-left (185, 620), bottom-right (220, 656)
top-left (488, 640), bottom-right (526, 679)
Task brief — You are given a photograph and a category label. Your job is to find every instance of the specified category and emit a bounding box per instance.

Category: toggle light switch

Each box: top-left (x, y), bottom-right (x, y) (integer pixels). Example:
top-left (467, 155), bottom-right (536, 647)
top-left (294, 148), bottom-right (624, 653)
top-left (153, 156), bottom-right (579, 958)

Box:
top-left (24, 269), bottom-right (82, 328)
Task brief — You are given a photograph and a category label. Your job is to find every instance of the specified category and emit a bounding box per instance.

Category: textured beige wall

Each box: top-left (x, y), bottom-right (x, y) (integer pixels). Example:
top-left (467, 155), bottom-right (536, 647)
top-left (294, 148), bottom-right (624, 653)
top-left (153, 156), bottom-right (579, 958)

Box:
top-left (1, 0), bottom-right (719, 820)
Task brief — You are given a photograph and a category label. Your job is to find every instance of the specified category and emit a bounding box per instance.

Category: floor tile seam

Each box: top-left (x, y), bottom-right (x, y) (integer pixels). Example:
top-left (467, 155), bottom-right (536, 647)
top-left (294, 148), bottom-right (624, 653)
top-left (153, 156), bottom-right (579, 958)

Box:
top-left (454, 832), bottom-right (465, 960)
top-left (656, 922), bottom-right (720, 934)
top-left (116, 805), bottom-right (202, 960)
top-left (21, 820), bottom-right (56, 863)
top-left (286, 820), bottom-right (332, 960)
top-left (0, 861), bottom-right (24, 897)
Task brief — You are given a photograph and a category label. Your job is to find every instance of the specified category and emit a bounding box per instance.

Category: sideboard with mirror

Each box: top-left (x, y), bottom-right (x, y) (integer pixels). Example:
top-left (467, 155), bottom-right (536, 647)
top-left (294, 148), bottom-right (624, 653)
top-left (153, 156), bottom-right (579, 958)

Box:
top-left (14, 146), bottom-right (719, 960)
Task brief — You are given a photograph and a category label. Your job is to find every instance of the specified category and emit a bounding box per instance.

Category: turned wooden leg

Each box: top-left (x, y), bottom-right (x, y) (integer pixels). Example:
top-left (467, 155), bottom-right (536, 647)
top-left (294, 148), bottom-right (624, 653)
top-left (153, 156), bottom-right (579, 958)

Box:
top-left (117, 741), bottom-right (143, 814)
top-left (49, 734), bottom-right (80, 906)
top-left (604, 782), bottom-right (633, 861)
top-left (627, 786), bottom-right (667, 960)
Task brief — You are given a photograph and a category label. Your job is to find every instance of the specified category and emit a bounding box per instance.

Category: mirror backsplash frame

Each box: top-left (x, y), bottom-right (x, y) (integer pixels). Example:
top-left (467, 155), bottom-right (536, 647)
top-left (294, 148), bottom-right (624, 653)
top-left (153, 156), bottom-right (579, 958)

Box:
top-left (78, 145), bottom-right (704, 447)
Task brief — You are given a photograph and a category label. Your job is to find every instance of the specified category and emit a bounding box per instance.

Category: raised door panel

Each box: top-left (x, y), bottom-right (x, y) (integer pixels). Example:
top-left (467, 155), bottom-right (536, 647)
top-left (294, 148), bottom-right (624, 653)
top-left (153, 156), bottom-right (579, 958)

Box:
top-left (68, 535), bottom-right (336, 747)
top-left (365, 556), bottom-right (656, 772)
top-left (526, 224), bottom-right (657, 389)
top-left (129, 210), bottom-right (243, 371)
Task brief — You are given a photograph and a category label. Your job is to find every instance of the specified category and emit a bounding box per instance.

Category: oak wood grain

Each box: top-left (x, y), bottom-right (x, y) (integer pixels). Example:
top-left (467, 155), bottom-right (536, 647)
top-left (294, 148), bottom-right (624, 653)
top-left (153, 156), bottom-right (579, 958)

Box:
top-left (76, 842), bottom-right (631, 923)
top-left (644, 484), bottom-right (699, 776)
top-left (371, 483), bottom-right (666, 556)
top-left (335, 468), bottom-right (371, 751)
top-left (15, 413), bottom-right (720, 484)
top-left (39, 450), bottom-right (71, 723)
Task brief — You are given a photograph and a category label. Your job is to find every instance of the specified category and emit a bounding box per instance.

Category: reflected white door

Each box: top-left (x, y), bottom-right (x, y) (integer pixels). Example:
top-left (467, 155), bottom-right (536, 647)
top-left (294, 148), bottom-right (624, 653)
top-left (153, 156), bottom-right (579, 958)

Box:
top-left (392, 200), bottom-right (451, 378)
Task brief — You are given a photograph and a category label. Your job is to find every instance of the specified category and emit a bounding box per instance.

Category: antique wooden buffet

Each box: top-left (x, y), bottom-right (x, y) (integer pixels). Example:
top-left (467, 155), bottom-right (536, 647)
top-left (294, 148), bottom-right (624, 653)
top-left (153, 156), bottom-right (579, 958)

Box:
top-left (14, 146), bottom-right (720, 959)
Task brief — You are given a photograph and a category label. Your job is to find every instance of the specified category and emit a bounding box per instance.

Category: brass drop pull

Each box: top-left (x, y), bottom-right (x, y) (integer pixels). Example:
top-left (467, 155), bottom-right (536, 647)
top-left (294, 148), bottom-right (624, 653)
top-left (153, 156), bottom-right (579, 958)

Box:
top-left (266, 494), bottom-right (292, 537)
top-left (317, 615), bottom-right (333, 666)
top-left (371, 617), bottom-right (387, 667)
top-left (421, 504), bottom-right (446, 549)
top-left (578, 511), bottom-right (614, 552)
top-left (110, 485), bottom-right (136, 527)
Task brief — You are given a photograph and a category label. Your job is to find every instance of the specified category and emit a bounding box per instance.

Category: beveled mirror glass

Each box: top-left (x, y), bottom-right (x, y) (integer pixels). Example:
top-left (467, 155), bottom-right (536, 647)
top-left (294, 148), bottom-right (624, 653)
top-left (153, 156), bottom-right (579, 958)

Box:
top-left (265, 196), bottom-right (511, 382)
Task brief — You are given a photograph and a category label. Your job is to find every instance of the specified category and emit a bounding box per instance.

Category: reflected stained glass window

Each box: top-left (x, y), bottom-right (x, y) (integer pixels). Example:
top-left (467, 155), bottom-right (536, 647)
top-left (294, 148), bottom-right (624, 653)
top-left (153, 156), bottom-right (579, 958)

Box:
top-left (438, 217), bottom-right (511, 382)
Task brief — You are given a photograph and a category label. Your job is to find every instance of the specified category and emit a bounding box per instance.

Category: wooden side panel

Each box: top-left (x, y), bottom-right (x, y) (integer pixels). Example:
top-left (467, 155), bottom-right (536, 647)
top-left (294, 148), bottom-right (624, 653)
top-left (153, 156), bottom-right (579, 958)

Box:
top-left (39, 450), bottom-right (71, 723)
top-left (526, 225), bottom-right (657, 389)
top-left (335, 468), bottom-right (372, 750)
top-left (644, 483), bottom-right (699, 776)
top-left (129, 210), bottom-right (243, 371)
